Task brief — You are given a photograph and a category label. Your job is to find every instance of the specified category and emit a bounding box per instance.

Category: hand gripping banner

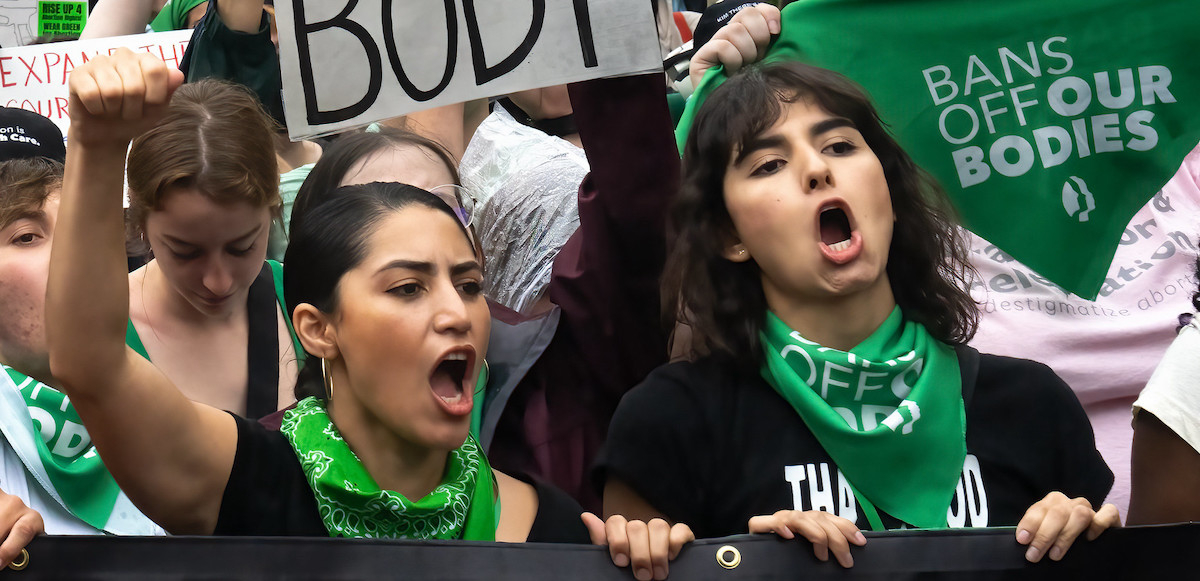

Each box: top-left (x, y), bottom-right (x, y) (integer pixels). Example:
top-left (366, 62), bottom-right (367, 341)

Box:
top-left (4, 526), bottom-right (1198, 579)
top-left (748, 0), bottom-right (1200, 299)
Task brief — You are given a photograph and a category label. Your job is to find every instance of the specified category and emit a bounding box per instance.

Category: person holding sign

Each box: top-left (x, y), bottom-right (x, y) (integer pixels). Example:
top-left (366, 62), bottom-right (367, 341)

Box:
top-left (596, 3), bottom-right (1117, 570)
top-left (44, 49), bottom-right (689, 575)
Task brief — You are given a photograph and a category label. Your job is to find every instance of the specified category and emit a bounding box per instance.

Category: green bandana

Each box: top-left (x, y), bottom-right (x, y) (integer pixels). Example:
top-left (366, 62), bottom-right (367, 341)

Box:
top-left (0, 365), bottom-right (120, 530)
top-left (679, 0), bottom-right (1200, 299)
top-left (280, 397), bottom-right (497, 540)
top-left (759, 308), bottom-right (966, 529)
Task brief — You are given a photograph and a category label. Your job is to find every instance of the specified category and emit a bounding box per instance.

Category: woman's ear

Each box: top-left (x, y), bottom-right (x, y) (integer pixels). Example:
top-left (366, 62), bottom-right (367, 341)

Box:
top-left (723, 241), bottom-right (751, 263)
top-left (293, 304), bottom-right (339, 360)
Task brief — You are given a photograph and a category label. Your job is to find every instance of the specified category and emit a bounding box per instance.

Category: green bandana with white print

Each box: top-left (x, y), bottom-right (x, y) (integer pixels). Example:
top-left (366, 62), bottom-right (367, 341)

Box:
top-left (759, 307), bottom-right (966, 529)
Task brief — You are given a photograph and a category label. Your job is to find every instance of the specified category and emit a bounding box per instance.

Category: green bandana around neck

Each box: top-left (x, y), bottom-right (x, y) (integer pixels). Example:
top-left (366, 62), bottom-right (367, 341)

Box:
top-left (759, 307), bottom-right (966, 529)
top-left (0, 365), bottom-right (121, 530)
top-left (280, 396), bottom-right (497, 540)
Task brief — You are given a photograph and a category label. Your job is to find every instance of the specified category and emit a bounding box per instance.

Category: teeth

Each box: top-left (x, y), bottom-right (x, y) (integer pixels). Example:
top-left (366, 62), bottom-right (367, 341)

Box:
top-left (445, 353), bottom-right (467, 361)
top-left (440, 392), bottom-right (462, 404)
top-left (828, 240), bottom-right (851, 252)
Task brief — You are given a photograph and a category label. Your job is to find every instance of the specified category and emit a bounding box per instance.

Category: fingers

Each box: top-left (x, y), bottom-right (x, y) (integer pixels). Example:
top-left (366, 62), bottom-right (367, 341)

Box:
top-left (625, 519), bottom-right (653, 581)
top-left (581, 512), bottom-right (607, 546)
top-left (66, 48), bottom-right (181, 143)
top-left (115, 53), bottom-right (147, 121)
top-left (603, 514), bottom-right (631, 568)
top-left (0, 495), bottom-right (42, 569)
top-left (667, 523), bottom-right (695, 560)
top-left (1017, 492), bottom-right (1107, 563)
top-left (688, 3), bottom-right (782, 88)
top-left (1086, 504), bottom-right (1121, 541)
top-left (599, 516), bottom-right (693, 581)
top-left (748, 511), bottom-right (863, 569)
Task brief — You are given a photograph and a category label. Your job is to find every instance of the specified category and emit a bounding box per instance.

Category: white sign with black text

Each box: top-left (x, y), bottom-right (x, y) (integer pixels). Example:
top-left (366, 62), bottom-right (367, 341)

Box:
top-left (273, 0), bottom-right (662, 139)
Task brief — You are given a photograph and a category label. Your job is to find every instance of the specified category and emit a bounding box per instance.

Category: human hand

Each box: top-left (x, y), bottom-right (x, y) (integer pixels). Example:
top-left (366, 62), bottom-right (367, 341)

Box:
top-left (582, 512), bottom-right (695, 580)
top-left (1015, 491), bottom-right (1120, 563)
top-left (67, 48), bottom-right (184, 148)
top-left (747, 509), bottom-right (866, 568)
top-left (0, 491), bottom-right (43, 568)
top-left (689, 3), bottom-right (781, 89)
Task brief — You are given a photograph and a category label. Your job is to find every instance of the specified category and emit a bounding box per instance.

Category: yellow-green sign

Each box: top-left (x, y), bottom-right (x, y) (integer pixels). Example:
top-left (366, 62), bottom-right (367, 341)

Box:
top-left (37, 1), bottom-right (87, 37)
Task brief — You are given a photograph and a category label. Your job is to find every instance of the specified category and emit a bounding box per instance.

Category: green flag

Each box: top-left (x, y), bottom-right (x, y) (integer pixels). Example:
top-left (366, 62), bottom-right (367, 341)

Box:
top-left (691, 0), bottom-right (1200, 299)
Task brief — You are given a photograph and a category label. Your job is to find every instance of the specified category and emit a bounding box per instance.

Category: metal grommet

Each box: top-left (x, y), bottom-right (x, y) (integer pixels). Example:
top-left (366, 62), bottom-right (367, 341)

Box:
top-left (7, 548), bottom-right (28, 571)
top-left (716, 545), bottom-right (741, 569)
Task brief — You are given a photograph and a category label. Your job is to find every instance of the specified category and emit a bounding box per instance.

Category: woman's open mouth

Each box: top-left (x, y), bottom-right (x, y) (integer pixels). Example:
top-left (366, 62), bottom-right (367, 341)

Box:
top-left (817, 202), bottom-right (863, 264)
top-left (429, 348), bottom-right (475, 416)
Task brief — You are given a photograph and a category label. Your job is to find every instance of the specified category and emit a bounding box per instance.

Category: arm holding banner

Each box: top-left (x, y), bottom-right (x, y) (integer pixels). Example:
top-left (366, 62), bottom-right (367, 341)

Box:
top-left (47, 50), bottom-right (238, 536)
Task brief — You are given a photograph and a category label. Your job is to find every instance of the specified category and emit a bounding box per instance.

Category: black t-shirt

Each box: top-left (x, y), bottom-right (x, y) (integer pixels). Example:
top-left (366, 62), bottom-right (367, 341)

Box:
top-left (594, 346), bottom-right (1113, 539)
top-left (216, 414), bottom-right (590, 543)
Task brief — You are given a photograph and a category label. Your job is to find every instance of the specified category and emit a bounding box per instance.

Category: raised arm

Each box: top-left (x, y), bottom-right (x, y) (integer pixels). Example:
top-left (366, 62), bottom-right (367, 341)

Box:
top-left (46, 49), bottom-right (237, 535)
top-left (80, 0), bottom-right (159, 39)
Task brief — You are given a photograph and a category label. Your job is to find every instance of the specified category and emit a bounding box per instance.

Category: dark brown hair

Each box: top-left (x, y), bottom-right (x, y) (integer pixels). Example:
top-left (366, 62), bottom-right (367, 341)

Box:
top-left (664, 61), bottom-right (978, 369)
top-left (125, 78), bottom-right (280, 252)
top-left (0, 157), bottom-right (62, 230)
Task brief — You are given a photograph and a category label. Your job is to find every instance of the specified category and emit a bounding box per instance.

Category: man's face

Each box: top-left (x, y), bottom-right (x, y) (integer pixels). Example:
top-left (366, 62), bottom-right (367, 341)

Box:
top-left (0, 193), bottom-right (57, 381)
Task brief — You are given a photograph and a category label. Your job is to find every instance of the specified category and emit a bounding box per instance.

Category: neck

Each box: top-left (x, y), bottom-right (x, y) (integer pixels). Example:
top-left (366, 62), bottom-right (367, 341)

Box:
top-left (327, 378), bottom-right (449, 500)
top-left (765, 280), bottom-right (897, 352)
top-left (274, 135), bottom-right (321, 173)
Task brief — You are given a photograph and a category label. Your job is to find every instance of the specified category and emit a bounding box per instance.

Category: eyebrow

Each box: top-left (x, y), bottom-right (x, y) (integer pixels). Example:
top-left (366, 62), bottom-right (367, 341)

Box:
top-left (0, 210), bottom-right (46, 231)
top-left (378, 259), bottom-right (482, 277)
top-left (732, 116), bottom-right (859, 167)
top-left (163, 224), bottom-right (262, 248)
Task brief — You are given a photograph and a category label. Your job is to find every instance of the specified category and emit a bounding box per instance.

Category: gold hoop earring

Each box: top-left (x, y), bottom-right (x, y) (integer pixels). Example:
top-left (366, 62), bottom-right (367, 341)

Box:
top-left (321, 358), bottom-right (335, 401)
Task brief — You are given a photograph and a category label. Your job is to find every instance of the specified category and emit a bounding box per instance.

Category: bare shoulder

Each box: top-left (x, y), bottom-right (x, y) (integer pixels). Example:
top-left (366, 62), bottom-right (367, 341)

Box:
top-left (493, 470), bottom-right (538, 543)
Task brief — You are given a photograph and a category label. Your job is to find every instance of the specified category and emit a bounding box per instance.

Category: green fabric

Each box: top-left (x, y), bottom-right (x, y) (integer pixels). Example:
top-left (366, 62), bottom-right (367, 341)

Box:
top-left (759, 307), bottom-right (966, 529)
top-left (1, 366), bottom-right (121, 530)
top-left (148, 0), bottom-right (206, 32)
top-left (280, 397), bottom-right (497, 540)
top-left (268, 164), bottom-right (315, 262)
top-left (126, 260), bottom-right (298, 360)
top-left (677, 0), bottom-right (1200, 299)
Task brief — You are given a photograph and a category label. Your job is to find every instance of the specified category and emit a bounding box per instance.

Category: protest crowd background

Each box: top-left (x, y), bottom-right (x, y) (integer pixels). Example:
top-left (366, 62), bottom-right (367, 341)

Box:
top-left (0, 0), bottom-right (1196, 578)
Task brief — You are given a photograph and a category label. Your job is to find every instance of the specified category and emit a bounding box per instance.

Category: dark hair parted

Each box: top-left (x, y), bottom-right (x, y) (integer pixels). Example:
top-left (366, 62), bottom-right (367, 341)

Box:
top-left (285, 181), bottom-right (475, 400)
top-left (125, 78), bottom-right (280, 253)
top-left (664, 61), bottom-right (978, 370)
top-left (291, 127), bottom-right (460, 237)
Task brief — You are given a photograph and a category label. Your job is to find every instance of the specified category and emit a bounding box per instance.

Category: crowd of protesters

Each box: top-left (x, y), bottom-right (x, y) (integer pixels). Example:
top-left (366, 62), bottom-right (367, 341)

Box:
top-left (0, 0), bottom-right (1196, 578)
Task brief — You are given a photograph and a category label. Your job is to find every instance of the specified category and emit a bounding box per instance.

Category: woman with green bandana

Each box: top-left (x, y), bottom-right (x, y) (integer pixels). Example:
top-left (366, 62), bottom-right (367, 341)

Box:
top-left (595, 3), bottom-right (1117, 573)
top-left (44, 48), bottom-right (688, 572)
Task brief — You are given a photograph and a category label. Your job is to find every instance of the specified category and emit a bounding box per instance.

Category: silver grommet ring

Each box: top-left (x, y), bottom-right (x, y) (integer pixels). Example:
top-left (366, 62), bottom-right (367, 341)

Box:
top-left (716, 545), bottom-right (741, 569)
top-left (8, 548), bottom-right (28, 570)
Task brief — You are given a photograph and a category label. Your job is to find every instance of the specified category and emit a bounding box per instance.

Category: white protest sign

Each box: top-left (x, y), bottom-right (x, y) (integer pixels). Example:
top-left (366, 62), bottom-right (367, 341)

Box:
top-left (275, 0), bottom-right (662, 140)
top-left (0, 29), bottom-right (192, 140)
top-left (0, 0), bottom-right (38, 48)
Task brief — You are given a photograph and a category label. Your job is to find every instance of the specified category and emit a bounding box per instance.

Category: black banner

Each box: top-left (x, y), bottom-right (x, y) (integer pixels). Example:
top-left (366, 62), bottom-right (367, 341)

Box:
top-left (2, 525), bottom-right (1195, 579)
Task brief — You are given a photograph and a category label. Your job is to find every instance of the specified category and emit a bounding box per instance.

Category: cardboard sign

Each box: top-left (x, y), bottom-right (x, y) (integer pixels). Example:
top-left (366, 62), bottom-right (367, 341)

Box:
top-left (274, 0), bottom-right (662, 139)
top-left (0, 0), bottom-right (39, 47)
top-left (37, 0), bottom-right (86, 37)
top-left (0, 30), bottom-right (192, 139)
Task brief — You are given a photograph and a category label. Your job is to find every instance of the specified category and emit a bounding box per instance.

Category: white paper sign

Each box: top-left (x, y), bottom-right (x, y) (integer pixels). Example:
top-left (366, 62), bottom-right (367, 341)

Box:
top-left (275, 0), bottom-right (662, 140)
top-left (0, 29), bottom-right (192, 139)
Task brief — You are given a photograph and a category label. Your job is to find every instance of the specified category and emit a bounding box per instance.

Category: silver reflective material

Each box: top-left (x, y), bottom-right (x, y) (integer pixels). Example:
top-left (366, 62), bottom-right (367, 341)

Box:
top-left (460, 106), bottom-right (588, 314)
